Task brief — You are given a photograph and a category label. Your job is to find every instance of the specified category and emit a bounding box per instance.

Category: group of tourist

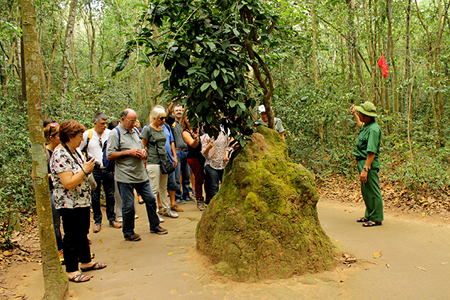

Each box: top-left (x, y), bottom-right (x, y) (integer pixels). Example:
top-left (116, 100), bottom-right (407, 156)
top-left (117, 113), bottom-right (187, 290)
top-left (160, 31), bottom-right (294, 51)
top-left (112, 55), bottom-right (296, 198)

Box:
top-left (43, 99), bottom-right (384, 284)
top-left (43, 103), bottom-right (249, 282)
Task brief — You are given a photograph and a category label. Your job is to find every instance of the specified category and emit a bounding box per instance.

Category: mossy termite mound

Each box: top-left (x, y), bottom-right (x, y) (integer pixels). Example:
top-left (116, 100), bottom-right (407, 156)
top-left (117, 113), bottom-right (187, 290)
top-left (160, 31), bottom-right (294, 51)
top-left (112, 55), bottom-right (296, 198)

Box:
top-left (196, 125), bottom-right (334, 281)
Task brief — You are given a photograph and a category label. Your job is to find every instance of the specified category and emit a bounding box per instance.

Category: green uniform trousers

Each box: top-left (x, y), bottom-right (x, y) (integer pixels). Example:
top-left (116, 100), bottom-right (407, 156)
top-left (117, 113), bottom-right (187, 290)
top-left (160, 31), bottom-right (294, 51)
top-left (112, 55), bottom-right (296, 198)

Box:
top-left (357, 160), bottom-right (384, 222)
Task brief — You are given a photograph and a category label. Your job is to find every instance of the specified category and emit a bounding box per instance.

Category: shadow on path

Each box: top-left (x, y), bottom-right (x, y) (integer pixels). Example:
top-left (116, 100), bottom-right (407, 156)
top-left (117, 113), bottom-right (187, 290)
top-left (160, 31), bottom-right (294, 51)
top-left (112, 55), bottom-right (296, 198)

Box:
top-left (7, 198), bottom-right (450, 299)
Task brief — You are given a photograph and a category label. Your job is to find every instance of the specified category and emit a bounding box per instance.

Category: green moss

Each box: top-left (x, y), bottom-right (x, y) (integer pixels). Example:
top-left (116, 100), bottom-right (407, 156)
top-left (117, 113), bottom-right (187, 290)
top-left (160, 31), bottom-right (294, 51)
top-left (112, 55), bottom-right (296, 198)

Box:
top-left (196, 126), bottom-right (334, 281)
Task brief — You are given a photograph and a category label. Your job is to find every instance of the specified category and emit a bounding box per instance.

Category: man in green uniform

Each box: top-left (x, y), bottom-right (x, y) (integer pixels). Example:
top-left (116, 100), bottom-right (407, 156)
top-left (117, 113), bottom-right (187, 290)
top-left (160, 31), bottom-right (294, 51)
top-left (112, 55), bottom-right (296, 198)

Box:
top-left (350, 101), bottom-right (383, 227)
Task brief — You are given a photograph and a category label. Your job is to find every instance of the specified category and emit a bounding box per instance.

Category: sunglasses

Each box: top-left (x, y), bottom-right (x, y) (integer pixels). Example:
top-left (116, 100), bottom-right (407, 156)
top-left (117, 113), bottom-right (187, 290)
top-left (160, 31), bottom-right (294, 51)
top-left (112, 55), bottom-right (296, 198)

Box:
top-left (49, 122), bottom-right (59, 136)
top-left (159, 117), bottom-right (166, 121)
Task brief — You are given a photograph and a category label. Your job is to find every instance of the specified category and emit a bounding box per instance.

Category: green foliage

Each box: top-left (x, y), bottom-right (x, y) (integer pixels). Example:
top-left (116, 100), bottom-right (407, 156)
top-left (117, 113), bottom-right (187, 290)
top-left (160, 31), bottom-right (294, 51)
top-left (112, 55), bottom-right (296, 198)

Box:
top-left (0, 99), bottom-right (34, 248)
top-left (116, 0), bottom-right (279, 142)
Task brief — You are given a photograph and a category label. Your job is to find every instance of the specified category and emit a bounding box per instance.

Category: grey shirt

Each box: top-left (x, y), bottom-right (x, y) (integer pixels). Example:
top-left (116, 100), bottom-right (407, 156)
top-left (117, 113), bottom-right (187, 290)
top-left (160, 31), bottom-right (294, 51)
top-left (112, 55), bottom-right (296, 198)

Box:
top-left (106, 123), bottom-right (149, 183)
top-left (172, 120), bottom-right (188, 149)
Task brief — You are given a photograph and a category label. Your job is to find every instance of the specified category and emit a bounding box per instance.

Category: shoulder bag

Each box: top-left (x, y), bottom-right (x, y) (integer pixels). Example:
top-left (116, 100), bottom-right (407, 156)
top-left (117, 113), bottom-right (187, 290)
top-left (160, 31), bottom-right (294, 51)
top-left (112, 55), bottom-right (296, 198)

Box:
top-left (151, 131), bottom-right (175, 174)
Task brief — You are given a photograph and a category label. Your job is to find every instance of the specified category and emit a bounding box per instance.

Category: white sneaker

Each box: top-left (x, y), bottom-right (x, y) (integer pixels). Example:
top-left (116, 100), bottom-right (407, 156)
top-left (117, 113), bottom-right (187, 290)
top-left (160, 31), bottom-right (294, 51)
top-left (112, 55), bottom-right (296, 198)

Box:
top-left (158, 214), bottom-right (165, 223)
top-left (162, 209), bottom-right (178, 218)
top-left (116, 217), bottom-right (123, 222)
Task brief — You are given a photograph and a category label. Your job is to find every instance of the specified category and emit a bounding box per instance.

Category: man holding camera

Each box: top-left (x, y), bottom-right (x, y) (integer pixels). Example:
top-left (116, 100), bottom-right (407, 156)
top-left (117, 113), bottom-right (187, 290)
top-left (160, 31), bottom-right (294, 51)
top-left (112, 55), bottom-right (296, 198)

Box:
top-left (80, 113), bottom-right (121, 233)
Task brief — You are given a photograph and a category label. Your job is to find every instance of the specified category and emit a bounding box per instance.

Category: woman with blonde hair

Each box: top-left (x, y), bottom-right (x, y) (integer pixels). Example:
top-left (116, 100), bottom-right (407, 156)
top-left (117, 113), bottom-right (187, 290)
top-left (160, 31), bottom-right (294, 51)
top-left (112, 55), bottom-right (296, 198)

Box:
top-left (142, 106), bottom-right (178, 218)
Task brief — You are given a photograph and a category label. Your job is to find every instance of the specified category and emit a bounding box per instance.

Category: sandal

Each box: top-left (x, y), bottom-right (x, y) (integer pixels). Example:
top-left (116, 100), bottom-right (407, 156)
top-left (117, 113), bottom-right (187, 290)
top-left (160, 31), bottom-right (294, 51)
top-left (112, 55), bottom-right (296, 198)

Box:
top-left (80, 262), bottom-right (107, 272)
top-left (362, 221), bottom-right (382, 227)
top-left (68, 274), bottom-right (90, 283)
top-left (356, 217), bottom-right (369, 223)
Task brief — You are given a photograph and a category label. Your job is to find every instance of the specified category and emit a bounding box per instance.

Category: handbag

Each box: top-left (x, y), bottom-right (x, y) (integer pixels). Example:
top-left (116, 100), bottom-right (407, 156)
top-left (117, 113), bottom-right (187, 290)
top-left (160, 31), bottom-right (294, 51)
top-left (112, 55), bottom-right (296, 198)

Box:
top-left (87, 173), bottom-right (97, 190)
top-left (151, 132), bottom-right (175, 174)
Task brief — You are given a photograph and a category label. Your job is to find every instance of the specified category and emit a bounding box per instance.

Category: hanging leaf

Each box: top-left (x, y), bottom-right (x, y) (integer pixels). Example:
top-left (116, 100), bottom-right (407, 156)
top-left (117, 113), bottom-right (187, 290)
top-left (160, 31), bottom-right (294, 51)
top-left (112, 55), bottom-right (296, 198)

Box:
top-left (200, 82), bottom-right (210, 92)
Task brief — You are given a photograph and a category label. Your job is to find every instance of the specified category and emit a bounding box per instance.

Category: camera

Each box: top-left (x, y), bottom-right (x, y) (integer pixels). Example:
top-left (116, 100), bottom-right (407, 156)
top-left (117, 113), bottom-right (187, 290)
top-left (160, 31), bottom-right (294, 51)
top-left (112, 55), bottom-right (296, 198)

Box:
top-left (87, 156), bottom-right (101, 168)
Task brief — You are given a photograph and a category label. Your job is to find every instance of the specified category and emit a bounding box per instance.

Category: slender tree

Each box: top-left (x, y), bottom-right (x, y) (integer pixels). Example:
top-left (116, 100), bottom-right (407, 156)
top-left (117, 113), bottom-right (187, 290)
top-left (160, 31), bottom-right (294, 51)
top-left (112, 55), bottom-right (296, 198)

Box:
top-left (61, 0), bottom-right (79, 101)
top-left (20, 0), bottom-right (69, 298)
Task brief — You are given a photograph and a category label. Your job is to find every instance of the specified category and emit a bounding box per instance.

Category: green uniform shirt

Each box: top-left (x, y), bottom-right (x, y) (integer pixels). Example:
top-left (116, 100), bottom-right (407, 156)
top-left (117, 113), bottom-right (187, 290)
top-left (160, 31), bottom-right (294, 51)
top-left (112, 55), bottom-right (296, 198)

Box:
top-left (142, 126), bottom-right (168, 164)
top-left (106, 124), bottom-right (148, 183)
top-left (352, 120), bottom-right (381, 170)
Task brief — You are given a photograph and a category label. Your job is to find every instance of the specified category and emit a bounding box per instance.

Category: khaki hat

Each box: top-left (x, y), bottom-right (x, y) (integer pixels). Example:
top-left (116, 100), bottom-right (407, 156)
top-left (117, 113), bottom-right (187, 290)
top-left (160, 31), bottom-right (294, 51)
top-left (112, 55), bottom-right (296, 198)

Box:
top-left (355, 101), bottom-right (378, 117)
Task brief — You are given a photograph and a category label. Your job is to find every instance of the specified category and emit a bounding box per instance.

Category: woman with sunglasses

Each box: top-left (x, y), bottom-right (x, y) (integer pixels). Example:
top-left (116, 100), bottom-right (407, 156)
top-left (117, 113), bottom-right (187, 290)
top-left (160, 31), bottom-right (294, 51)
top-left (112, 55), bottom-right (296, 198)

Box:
top-left (142, 106), bottom-right (179, 219)
top-left (50, 120), bottom-right (107, 283)
top-left (44, 122), bottom-right (63, 260)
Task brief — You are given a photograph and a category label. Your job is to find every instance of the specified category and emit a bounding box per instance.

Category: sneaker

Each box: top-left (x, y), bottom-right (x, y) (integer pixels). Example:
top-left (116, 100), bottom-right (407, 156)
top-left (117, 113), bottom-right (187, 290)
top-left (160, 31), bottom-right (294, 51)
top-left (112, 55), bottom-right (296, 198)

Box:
top-left (162, 209), bottom-right (178, 218)
top-left (124, 233), bottom-right (141, 241)
top-left (175, 198), bottom-right (186, 204)
top-left (184, 196), bottom-right (195, 202)
top-left (150, 226), bottom-right (168, 235)
top-left (93, 223), bottom-right (101, 233)
top-left (135, 214), bottom-right (139, 219)
top-left (158, 214), bottom-right (165, 223)
top-left (109, 221), bottom-right (122, 228)
top-left (116, 216), bottom-right (123, 222)
top-left (197, 201), bottom-right (206, 211)
top-left (171, 204), bottom-right (184, 212)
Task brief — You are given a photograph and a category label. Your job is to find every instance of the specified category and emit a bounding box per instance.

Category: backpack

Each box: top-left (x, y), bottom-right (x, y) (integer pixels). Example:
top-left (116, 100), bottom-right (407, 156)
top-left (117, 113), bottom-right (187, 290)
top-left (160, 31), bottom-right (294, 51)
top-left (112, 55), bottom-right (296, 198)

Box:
top-left (81, 129), bottom-right (94, 157)
top-left (102, 127), bottom-right (121, 173)
top-left (102, 127), bottom-right (140, 173)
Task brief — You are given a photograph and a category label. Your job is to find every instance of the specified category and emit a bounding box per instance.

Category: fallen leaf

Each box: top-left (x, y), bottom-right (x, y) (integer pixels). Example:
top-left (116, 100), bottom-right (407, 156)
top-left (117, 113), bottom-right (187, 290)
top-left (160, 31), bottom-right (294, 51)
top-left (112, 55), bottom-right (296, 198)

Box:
top-left (168, 252), bottom-right (173, 255)
top-left (106, 248), bottom-right (110, 252)
top-left (373, 251), bottom-right (382, 259)
top-left (422, 212), bottom-right (425, 218)
top-left (99, 240), bottom-right (103, 243)
top-left (145, 273), bottom-right (153, 276)
top-left (386, 264), bottom-right (390, 268)
top-left (179, 246), bottom-right (185, 249)
top-left (416, 266), bottom-right (427, 272)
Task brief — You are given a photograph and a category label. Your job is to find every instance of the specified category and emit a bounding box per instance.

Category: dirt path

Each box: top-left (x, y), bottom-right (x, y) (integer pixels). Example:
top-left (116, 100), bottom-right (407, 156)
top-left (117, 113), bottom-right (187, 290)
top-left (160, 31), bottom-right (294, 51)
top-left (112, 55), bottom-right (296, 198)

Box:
top-left (3, 198), bottom-right (450, 300)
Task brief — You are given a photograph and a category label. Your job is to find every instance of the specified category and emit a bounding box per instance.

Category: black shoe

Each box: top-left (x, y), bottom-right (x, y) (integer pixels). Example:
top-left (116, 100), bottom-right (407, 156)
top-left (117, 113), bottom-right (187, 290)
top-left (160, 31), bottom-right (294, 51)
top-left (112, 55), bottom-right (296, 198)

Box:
top-left (150, 226), bottom-right (168, 235)
top-left (124, 233), bottom-right (141, 241)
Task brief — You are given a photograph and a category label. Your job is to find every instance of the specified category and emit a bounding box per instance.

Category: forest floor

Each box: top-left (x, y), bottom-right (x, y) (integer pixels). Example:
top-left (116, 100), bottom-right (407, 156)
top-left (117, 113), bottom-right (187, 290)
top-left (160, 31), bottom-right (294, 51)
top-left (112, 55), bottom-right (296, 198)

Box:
top-left (2, 178), bottom-right (450, 299)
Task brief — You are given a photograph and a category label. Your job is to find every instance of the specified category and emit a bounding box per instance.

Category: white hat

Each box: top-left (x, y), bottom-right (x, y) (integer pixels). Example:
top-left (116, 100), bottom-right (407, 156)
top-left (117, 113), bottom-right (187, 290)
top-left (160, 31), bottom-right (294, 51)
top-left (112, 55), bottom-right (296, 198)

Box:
top-left (258, 105), bottom-right (266, 114)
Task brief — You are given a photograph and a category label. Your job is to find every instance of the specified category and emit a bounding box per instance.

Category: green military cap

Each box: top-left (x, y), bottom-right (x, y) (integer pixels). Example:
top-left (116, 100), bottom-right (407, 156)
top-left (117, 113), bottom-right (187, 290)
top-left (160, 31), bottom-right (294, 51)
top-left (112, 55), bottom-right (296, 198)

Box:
top-left (355, 101), bottom-right (378, 117)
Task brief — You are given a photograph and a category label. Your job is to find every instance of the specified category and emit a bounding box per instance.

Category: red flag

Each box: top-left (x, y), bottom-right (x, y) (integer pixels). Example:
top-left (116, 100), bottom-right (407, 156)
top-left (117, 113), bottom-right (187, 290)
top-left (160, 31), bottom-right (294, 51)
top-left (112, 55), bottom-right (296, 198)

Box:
top-left (377, 54), bottom-right (389, 78)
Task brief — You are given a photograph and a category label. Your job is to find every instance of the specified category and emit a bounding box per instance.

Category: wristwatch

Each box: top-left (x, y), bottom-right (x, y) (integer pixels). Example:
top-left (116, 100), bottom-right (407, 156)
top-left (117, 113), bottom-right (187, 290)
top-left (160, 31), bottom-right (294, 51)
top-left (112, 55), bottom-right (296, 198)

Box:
top-left (363, 166), bottom-right (370, 172)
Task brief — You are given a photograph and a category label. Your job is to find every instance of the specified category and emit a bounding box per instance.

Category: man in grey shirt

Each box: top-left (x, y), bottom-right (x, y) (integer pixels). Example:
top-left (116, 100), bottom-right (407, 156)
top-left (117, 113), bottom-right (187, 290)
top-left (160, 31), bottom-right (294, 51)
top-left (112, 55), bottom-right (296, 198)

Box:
top-left (106, 109), bottom-right (168, 241)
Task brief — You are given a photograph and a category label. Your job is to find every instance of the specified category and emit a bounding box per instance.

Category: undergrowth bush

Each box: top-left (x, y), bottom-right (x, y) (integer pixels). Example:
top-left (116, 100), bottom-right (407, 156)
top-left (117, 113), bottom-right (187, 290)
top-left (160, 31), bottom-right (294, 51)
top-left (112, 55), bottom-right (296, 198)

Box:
top-left (274, 86), bottom-right (450, 195)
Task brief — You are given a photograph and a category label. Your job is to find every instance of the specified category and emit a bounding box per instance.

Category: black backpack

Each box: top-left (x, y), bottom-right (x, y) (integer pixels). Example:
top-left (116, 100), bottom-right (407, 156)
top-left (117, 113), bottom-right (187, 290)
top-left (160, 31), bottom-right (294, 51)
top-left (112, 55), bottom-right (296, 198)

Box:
top-left (102, 127), bottom-right (121, 173)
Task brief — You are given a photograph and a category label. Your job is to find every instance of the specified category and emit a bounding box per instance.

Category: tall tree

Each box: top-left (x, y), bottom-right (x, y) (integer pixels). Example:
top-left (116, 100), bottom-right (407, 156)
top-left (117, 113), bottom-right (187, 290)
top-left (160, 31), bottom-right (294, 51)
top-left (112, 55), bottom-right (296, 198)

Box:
top-left (61, 0), bottom-right (79, 101)
top-left (20, 0), bottom-right (69, 298)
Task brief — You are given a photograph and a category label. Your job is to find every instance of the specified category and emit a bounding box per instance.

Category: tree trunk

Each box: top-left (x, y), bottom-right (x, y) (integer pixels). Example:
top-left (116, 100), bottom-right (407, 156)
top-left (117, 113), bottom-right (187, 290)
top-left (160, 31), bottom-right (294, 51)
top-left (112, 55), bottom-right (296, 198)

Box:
top-left (61, 0), bottom-right (78, 101)
top-left (405, 0), bottom-right (412, 118)
top-left (387, 0), bottom-right (398, 113)
top-left (20, 0), bottom-right (69, 298)
top-left (311, 0), bottom-right (320, 89)
top-left (368, 0), bottom-right (377, 102)
top-left (88, 2), bottom-right (97, 77)
top-left (346, 0), bottom-right (354, 91)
